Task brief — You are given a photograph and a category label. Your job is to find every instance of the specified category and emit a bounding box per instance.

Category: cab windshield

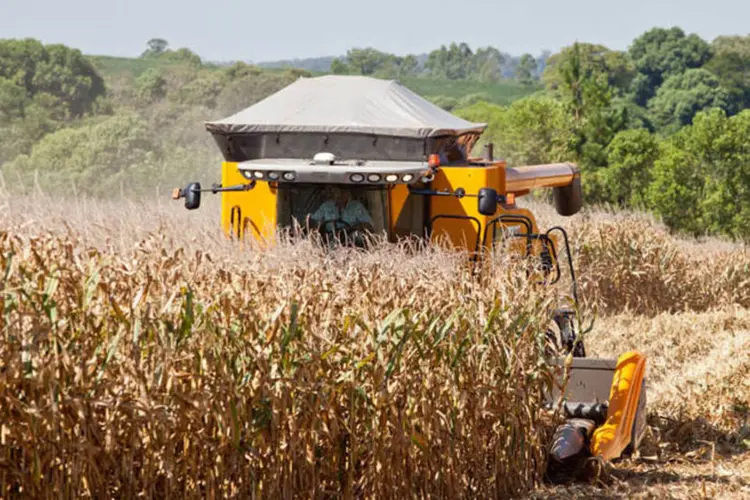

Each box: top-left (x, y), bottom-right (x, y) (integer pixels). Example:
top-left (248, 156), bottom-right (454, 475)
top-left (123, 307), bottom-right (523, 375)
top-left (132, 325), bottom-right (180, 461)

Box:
top-left (276, 184), bottom-right (389, 239)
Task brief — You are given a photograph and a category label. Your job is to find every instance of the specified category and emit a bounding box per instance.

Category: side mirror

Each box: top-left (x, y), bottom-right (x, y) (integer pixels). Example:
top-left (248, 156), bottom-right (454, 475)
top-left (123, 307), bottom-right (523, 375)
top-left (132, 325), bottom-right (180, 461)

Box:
top-left (477, 187), bottom-right (499, 216)
top-left (553, 174), bottom-right (582, 216)
top-left (184, 182), bottom-right (201, 210)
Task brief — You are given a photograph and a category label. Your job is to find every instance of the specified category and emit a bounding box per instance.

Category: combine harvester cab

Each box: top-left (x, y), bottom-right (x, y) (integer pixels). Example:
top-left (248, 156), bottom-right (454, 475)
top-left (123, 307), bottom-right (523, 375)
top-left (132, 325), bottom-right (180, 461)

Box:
top-left (172, 75), bottom-right (648, 480)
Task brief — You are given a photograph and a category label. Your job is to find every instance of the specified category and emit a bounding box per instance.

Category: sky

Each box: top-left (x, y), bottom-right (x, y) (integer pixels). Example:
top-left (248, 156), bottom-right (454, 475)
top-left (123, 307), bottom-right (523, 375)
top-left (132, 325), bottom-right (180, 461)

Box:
top-left (2, 0), bottom-right (749, 62)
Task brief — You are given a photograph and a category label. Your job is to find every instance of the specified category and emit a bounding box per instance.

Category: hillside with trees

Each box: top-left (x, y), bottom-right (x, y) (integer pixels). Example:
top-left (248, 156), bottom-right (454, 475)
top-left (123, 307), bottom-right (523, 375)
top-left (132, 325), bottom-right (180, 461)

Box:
top-left (3, 29), bottom-right (750, 240)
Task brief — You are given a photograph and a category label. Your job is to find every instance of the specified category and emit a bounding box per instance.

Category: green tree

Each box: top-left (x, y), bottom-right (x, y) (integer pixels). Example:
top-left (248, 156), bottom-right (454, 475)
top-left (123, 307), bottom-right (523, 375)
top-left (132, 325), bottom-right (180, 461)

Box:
top-left (711, 35), bottom-right (750, 58)
top-left (515, 54), bottom-right (537, 85)
top-left (704, 36), bottom-right (750, 111)
top-left (4, 112), bottom-right (157, 195)
top-left (425, 42), bottom-right (474, 80)
top-left (159, 47), bottom-right (202, 67)
top-left (0, 39), bottom-right (105, 119)
top-left (647, 143), bottom-right (704, 234)
top-left (456, 96), bottom-right (574, 166)
top-left (399, 55), bottom-right (419, 77)
top-left (647, 68), bottom-right (731, 132)
top-left (142, 38), bottom-right (169, 57)
top-left (223, 62), bottom-right (263, 80)
top-left (330, 58), bottom-right (349, 74)
top-left (135, 68), bottom-right (168, 104)
top-left (0, 79), bottom-right (26, 120)
top-left (171, 69), bottom-right (228, 108)
top-left (596, 128), bottom-right (661, 207)
top-left (647, 108), bottom-right (750, 238)
top-left (345, 48), bottom-right (392, 75)
top-left (472, 47), bottom-right (504, 82)
top-left (543, 43), bottom-right (635, 95)
top-left (555, 43), bottom-right (626, 167)
top-left (628, 27), bottom-right (712, 105)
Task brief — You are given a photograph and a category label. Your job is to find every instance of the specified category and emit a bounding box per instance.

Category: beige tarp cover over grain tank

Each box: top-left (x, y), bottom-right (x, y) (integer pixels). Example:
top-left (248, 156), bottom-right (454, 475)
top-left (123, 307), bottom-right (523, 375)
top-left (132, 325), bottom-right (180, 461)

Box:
top-left (205, 75), bottom-right (487, 139)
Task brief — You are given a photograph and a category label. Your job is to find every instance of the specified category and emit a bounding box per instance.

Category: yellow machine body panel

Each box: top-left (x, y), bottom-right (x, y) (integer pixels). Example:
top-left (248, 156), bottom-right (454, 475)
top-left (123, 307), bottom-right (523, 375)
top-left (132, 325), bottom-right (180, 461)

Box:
top-left (221, 162), bottom-right (277, 243)
top-left (429, 164), bottom-right (504, 252)
top-left (590, 351), bottom-right (648, 461)
top-left (388, 183), bottom-right (419, 239)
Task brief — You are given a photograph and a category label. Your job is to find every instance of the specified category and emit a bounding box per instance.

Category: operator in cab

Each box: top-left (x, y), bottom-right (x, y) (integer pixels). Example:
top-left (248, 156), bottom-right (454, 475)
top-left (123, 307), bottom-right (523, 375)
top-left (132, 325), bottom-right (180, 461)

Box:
top-left (309, 185), bottom-right (374, 232)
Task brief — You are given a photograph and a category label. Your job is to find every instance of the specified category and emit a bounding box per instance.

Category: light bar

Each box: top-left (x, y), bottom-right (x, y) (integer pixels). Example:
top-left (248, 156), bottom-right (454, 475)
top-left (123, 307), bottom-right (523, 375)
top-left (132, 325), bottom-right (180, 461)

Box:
top-left (237, 159), bottom-right (430, 185)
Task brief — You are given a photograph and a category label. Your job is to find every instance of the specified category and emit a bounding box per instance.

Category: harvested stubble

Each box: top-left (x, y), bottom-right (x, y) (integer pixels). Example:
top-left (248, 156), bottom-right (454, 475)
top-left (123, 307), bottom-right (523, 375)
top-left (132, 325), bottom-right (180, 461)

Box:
top-left (0, 214), bottom-right (563, 498)
top-left (587, 308), bottom-right (750, 449)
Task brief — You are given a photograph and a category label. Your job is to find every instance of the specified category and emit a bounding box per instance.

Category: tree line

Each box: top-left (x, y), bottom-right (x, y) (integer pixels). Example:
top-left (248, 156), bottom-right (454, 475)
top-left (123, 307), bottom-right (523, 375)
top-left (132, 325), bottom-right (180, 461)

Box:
top-left (2, 29), bottom-right (750, 240)
top-left (328, 44), bottom-right (543, 84)
top-left (457, 27), bottom-right (750, 240)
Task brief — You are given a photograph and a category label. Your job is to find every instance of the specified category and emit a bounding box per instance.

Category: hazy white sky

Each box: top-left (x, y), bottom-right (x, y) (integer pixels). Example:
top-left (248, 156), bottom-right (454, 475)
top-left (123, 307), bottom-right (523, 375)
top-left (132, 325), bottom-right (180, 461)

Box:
top-left (2, 0), bottom-right (748, 62)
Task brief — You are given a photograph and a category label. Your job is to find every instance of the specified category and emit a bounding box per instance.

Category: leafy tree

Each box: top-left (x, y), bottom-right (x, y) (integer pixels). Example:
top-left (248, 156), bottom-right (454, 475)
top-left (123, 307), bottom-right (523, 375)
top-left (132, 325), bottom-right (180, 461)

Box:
top-left (135, 69), bottom-right (168, 104)
top-left (330, 58), bottom-right (349, 74)
top-left (646, 142), bottom-right (704, 234)
top-left (140, 38), bottom-right (201, 67)
top-left (170, 70), bottom-right (228, 108)
top-left (159, 47), bottom-right (202, 67)
top-left (223, 62), bottom-right (263, 80)
top-left (628, 27), bottom-right (712, 105)
top-left (332, 50), bottom-right (420, 79)
top-left (0, 79), bottom-right (26, 120)
top-left (554, 43), bottom-right (625, 167)
top-left (399, 55), bottom-right (419, 77)
top-left (705, 36), bottom-right (750, 110)
top-left (647, 108), bottom-right (750, 238)
top-left (596, 128), bottom-right (661, 207)
top-left (543, 43), bottom-right (635, 95)
top-left (4, 112), bottom-right (157, 194)
top-left (425, 43), bottom-right (474, 80)
top-left (515, 54), bottom-right (537, 85)
top-left (611, 96), bottom-right (654, 130)
top-left (471, 47), bottom-right (504, 82)
top-left (711, 35), bottom-right (750, 58)
top-left (647, 68), bottom-right (731, 132)
top-left (344, 48), bottom-right (392, 75)
top-left (142, 38), bottom-right (169, 57)
top-left (0, 39), bottom-right (106, 119)
top-left (455, 96), bottom-right (574, 166)
top-left (456, 93), bottom-right (490, 109)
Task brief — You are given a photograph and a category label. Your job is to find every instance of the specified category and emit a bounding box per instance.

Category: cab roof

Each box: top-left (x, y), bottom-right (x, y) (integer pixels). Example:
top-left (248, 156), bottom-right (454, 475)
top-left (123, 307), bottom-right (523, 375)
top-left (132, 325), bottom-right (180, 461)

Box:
top-left (205, 75), bottom-right (487, 139)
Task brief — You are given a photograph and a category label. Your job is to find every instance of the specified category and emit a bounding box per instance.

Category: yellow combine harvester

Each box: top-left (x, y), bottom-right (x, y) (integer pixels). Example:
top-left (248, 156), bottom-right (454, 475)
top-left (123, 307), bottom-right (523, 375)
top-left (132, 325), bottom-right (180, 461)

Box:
top-left (172, 75), bottom-right (647, 480)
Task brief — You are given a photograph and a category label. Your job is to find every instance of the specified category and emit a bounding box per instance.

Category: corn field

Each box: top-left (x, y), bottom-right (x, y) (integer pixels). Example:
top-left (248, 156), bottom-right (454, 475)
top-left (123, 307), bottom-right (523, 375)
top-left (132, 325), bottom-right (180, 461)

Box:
top-left (0, 193), bottom-right (570, 498)
top-left (2, 193), bottom-right (750, 498)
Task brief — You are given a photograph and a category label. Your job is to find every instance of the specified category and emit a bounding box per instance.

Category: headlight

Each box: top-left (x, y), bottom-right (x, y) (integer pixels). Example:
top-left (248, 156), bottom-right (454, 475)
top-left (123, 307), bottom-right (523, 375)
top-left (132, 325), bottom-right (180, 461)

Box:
top-left (385, 174), bottom-right (398, 182)
top-left (253, 171), bottom-right (264, 179)
top-left (350, 173), bottom-right (364, 183)
top-left (367, 173), bottom-right (381, 182)
top-left (282, 172), bottom-right (296, 181)
top-left (240, 169), bottom-right (253, 180)
top-left (402, 173), bottom-right (414, 182)
top-left (267, 171), bottom-right (280, 180)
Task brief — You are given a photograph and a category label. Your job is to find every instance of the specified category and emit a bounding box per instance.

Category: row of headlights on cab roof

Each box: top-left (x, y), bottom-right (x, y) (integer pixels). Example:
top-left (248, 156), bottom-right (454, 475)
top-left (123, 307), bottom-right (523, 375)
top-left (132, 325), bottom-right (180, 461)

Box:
top-left (240, 169), bottom-right (417, 184)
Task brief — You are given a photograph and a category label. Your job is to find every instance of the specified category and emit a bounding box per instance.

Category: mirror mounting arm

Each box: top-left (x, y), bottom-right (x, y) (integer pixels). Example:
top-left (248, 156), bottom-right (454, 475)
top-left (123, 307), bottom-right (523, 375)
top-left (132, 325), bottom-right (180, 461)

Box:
top-left (172, 181), bottom-right (256, 210)
top-left (408, 186), bottom-right (510, 216)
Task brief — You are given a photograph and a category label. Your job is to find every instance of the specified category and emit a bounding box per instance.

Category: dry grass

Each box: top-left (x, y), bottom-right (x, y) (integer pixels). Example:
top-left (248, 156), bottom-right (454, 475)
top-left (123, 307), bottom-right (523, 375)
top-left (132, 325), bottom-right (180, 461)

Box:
top-left (1, 192), bottom-right (749, 498)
